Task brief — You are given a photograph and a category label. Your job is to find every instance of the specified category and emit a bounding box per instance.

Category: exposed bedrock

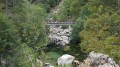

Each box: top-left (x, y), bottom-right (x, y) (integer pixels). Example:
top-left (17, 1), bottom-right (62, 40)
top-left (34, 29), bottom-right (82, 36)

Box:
top-left (48, 25), bottom-right (72, 46)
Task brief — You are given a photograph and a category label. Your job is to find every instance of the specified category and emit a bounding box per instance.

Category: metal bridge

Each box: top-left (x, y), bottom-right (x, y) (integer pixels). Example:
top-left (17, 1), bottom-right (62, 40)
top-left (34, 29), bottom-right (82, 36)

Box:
top-left (46, 21), bottom-right (75, 25)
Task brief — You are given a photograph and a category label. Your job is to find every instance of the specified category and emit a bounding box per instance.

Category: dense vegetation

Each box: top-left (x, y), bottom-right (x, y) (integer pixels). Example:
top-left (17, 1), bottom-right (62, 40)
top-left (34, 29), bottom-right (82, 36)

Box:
top-left (0, 0), bottom-right (120, 67)
top-left (0, 0), bottom-right (51, 67)
top-left (55, 0), bottom-right (120, 65)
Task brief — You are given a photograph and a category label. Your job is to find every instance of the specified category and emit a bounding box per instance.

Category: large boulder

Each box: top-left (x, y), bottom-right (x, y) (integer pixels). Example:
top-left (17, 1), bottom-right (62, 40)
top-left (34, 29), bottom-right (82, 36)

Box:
top-left (57, 54), bottom-right (75, 66)
top-left (79, 51), bottom-right (119, 67)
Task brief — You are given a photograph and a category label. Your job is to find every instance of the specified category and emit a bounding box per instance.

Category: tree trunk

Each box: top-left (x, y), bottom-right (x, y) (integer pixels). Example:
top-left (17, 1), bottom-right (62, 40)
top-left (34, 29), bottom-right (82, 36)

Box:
top-left (6, 0), bottom-right (8, 16)
top-left (0, 54), bottom-right (2, 67)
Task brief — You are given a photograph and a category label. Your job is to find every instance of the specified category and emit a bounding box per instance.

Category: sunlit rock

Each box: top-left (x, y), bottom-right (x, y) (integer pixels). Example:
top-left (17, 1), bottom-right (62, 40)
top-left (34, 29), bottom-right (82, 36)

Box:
top-left (57, 54), bottom-right (75, 66)
top-left (79, 51), bottom-right (119, 67)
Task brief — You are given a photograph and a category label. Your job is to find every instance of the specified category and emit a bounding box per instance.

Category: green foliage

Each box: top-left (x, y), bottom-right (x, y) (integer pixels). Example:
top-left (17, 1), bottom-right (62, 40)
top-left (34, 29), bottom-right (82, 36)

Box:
top-left (14, 1), bottom-right (48, 66)
top-left (0, 13), bottom-right (19, 52)
top-left (0, 13), bottom-right (20, 67)
top-left (89, 0), bottom-right (117, 7)
top-left (51, 0), bottom-right (85, 21)
top-left (56, 0), bottom-right (71, 21)
top-left (16, 44), bottom-right (36, 67)
top-left (1, 0), bottom-right (120, 66)
top-left (32, 0), bottom-right (61, 12)
top-left (8, 0), bottom-right (48, 50)
top-left (0, 0), bottom-right (48, 67)
top-left (70, 21), bottom-right (84, 44)
top-left (69, 0), bottom-right (81, 17)
top-left (80, 13), bottom-right (120, 65)
top-left (68, 0), bottom-right (120, 65)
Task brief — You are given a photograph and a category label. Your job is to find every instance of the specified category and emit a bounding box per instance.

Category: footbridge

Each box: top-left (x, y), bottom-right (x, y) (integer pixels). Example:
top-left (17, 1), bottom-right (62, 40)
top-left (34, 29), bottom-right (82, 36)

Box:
top-left (46, 21), bottom-right (75, 25)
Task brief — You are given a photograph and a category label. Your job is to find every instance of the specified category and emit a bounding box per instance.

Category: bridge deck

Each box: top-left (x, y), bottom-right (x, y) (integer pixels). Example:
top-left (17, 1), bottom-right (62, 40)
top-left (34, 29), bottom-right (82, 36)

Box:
top-left (46, 22), bottom-right (75, 25)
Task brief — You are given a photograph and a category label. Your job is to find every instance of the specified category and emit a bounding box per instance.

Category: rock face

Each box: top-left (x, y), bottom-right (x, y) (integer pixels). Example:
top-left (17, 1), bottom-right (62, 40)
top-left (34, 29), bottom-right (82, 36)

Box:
top-left (79, 51), bottom-right (119, 67)
top-left (49, 25), bottom-right (72, 46)
top-left (57, 54), bottom-right (75, 66)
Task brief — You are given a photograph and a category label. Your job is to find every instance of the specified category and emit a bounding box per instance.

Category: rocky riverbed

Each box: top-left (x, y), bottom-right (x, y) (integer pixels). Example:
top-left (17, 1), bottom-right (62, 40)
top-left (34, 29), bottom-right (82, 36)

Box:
top-left (48, 25), bottom-right (72, 46)
top-left (45, 25), bottom-right (119, 67)
top-left (44, 51), bottom-right (119, 67)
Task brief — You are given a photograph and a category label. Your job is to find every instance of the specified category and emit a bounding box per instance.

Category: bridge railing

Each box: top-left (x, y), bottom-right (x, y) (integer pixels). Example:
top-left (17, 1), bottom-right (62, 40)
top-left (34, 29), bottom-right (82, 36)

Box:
top-left (46, 21), bottom-right (75, 24)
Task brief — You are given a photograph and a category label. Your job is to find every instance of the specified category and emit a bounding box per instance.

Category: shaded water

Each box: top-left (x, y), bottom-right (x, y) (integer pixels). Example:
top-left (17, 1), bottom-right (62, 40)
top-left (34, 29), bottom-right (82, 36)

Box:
top-left (42, 43), bottom-right (87, 65)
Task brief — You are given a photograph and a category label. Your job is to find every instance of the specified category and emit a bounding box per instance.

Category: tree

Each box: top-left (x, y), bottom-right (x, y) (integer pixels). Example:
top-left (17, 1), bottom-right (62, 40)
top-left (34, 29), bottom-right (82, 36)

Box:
top-left (67, 0), bottom-right (120, 65)
top-left (0, 0), bottom-right (48, 66)
top-left (80, 13), bottom-right (120, 65)
top-left (0, 13), bottom-right (20, 67)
